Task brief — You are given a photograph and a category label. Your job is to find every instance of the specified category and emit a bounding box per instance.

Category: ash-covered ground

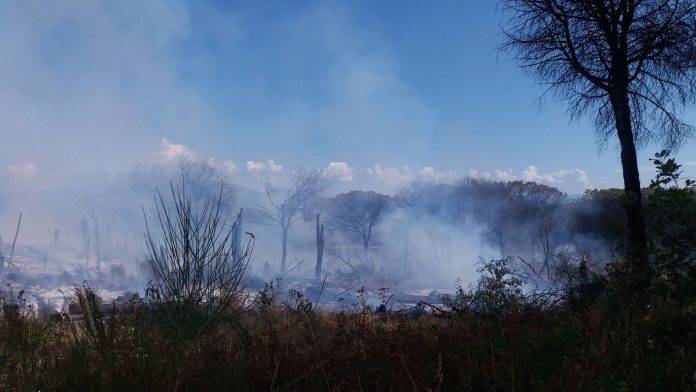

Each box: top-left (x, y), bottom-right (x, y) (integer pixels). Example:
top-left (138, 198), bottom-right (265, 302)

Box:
top-left (0, 240), bottom-right (454, 317)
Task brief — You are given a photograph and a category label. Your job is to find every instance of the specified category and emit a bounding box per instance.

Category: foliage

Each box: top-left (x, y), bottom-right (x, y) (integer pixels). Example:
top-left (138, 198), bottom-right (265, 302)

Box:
top-left (571, 188), bottom-right (627, 250)
top-left (442, 258), bottom-right (527, 316)
top-left (65, 285), bottom-right (116, 354)
top-left (647, 149), bottom-right (696, 303)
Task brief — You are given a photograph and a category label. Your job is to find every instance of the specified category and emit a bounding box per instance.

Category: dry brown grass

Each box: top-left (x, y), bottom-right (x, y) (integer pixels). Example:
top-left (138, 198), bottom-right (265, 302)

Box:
top-left (1, 289), bottom-right (693, 392)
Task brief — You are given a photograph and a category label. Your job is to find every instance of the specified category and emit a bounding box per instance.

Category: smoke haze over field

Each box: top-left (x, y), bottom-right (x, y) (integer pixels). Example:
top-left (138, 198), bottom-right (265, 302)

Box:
top-left (0, 1), bottom-right (694, 308)
top-left (1, 2), bottom-right (695, 390)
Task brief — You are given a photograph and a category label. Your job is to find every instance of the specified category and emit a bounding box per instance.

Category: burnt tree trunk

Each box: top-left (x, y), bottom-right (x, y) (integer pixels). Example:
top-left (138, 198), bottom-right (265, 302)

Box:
top-left (92, 215), bottom-right (101, 272)
top-left (403, 245), bottom-right (411, 277)
top-left (81, 217), bottom-right (89, 256)
top-left (281, 225), bottom-right (288, 275)
top-left (363, 222), bottom-right (373, 251)
top-left (233, 208), bottom-right (243, 262)
top-left (315, 215), bottom-right (325, 280)
top-left (106, 224), bottom-right (113, 258)
top-left (611, 90), bottom-right (648, 269)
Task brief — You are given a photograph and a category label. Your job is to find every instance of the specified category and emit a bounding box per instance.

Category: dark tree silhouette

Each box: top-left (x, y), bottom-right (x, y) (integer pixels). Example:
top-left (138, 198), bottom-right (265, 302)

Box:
top-left (328, 190), bottom-right (389, 251)
top-left (501, 0), bottom-right (696, 269)
top-left (455, 179), bottom-right (566, 257)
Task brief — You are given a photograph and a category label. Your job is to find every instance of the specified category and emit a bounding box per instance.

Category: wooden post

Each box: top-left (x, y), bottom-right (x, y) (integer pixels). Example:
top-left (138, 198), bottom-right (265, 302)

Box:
top-left (8, 213), bottom-right (22, 267)
top-left (81, 217), bottom-right (89, 256)
top-left (315, 214), bottom-right (325, 280)
top-left (92, 214), bottom-right (100, 271)
top-left (85, 237), bottom-right (90, 269)
top-left (233, 208), bottom-right (243, 262)
top-left (106, 224), bottom-right (112, 257)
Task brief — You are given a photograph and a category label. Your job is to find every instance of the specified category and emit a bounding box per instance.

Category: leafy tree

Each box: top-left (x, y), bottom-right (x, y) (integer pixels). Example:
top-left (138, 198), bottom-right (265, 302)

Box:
top-left (571, 188), bottom-right (627, 251)
top-left (327, 190), bottom-right (389, 251)
top-left (395, 182), bottom-right (458, 218)
top-left (455, 179), bottom-right (567, 257)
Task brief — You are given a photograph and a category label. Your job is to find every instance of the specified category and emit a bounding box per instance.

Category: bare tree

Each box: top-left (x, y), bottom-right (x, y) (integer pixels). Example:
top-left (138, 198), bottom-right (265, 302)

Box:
top-left (501, 0), bottom-right (696, 268)
top-left (254, 169), bottom-right (330, 275)
top-left (76, 175), bottom-right (105, 270)
top-left (328, 191), bottom-right (389, 251)
top-left (178, 161), bottom-right (237, 218)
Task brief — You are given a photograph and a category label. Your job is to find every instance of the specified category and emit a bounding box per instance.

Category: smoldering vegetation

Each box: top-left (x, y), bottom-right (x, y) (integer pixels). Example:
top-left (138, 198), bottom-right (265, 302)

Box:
top-left (0, 159), bottom-right (618, 313)
top-left (3, 0), bottom-right (696, 387)
top-left (0, 152), bottom-right (695, 391)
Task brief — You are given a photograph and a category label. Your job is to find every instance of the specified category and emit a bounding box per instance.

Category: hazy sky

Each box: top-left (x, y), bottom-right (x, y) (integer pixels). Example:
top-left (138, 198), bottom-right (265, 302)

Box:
top-left (1, 0), bottom-right (695, 194)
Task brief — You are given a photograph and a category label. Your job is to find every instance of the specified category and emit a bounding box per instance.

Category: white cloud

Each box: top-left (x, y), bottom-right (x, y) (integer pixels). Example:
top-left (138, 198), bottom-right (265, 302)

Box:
top-left (157, 138), bottom-right (196, 162)
top-left (522, 165), bottom-right (589, 190)
top-left (494, 169), bottom-right (516, 182)
top-left (360, 164), bottom-right (461, 193)
top-left (207, 158), bottom-right (238, 174)
top-left (366, 164), bottom-right (413, 183)
top-left (221, 160), bottom-right (238, 174)
top-left (325, 161), bottom-right (354, 182)
top-left (246, 159), bottom-right (283, 175)
top-left (418, 166), bottom-right (435, 176)
top-left (417, 166), bottom-right (458, 183)
top-left (468, 169), bottom-right (487, 179)
top-left (468, 168), bottom-right (516, 182)
top-left (6, 162), bottom-right (38, 179)
top-left (521, 165), bottom-right (552, 183)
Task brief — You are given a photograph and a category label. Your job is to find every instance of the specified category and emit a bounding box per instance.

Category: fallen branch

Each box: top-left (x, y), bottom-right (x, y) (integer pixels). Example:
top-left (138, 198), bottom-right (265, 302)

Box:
top-left (417, 301), bottom-right (451, 316)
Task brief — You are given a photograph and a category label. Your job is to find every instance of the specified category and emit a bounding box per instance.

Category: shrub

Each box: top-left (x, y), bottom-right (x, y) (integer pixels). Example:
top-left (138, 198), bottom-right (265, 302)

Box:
top-left (64, 285), bottom-right (116, 354)
top-left (443, 258), bottom-right (527, 316)
top-left (143, 180), bottom-right (253, 342)
top-left (646, 149), bottom-right (696, 303)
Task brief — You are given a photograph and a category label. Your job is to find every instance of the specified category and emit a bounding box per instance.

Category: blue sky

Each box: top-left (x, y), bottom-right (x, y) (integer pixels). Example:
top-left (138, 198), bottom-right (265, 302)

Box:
top-left (1, 0), bottom-right (694, 194)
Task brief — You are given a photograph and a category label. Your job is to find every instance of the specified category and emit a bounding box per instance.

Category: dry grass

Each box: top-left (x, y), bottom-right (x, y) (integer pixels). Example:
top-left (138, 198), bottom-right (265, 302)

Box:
top-left (0, 286), bottom-right (693, 391)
